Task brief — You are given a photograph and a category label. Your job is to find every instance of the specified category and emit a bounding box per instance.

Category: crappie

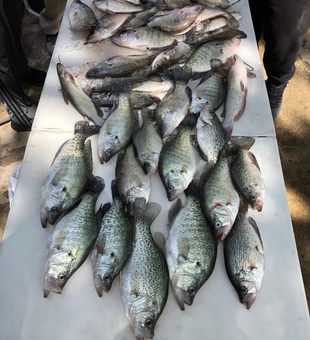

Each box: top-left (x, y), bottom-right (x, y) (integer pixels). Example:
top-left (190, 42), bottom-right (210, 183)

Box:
top-left (119, 5), bottom-right (158, 31)
top-left (193, 0), bottom-right (231, 8)
top-left (97, 82), bottom-right (134, 163)
top-left (93, 0), bottom-right (143, 13)
top-left (43, 177), bottom-right (105, 298)
top-left (224, 200), bottom-right (265, 309)
top-left (229, 137), bottom-right (265, 211)
top-left (159, 115), bottom-right (198, 201)
top-left (165, 180), bottom-right (217, 310)
top-left (200, 151), bottom-right (240, 241)
top-left (40, 126), bottom-right (95, 228)
top-left (155, 66), bottom-right (192, 138)
top-left (120, 198), bottom-right (169, 340)
top-left (69, 0), bottom-right (97, 30)
top-left (190, 58), bottom-right (226, 114)
top-left (116, 144), bottom-right (151, 216)
top-left (164, 0), bottom-right (194, 9)
top-left (132, 108), bottom-right (163, 175)
top-left (91, 180), bottom-right (133, 296)
top-left (57, 63), bottom-right (105, 127)
top-left (222, 54), bottom-right (248, 141)
top-left (86, 13), bottom-right (131, 43)
top-left (196, 107), bottom-right (225, 165)
top-left (195, 7), bottom-right (239, 28)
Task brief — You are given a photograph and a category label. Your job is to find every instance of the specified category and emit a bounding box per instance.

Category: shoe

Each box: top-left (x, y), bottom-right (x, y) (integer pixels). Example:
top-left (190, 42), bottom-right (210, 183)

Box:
top-left (265, 80), bottom-right (288, 120)
top-left (22, 68), bottom-right (46, 87)
top-left (46, 33), bottom-right (58, 56)
top-left (0, 79), bottom-right (37, 132)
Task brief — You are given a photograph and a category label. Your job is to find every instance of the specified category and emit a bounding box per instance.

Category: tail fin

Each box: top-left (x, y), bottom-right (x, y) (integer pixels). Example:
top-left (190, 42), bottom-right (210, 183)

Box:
top-left (184, 27), bottom-right (198, 45)
top-left (74, 121), bottom-right (101, 136)
top-left (90, 176), bottom-right (105, 193)
top-left (134, 198), bottom-right (161, 228)
top-left (230, 136), bottom-right (255, 150)
top-left (111, 179), bottom-right (120, 199)
top-left (184, 179), bottom-right (200, 198)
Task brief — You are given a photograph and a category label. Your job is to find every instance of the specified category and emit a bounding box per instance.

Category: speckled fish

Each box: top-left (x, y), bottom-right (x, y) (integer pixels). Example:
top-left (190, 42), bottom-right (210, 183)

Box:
top-left (40, 123), bottom-right (95, 228)
top-left (116, 144), bottom-right (151, 216)
top-left (194, 7), bottom-right (239, 28)
top-left (119, 4), bottom-right (158, 31)
top-left (200, 151), bottom-right (240, 241)
top-left (190, 58), bottom-right (226, 114)
top-left (229, 137), bottom-right (265, 212)
top-left (222, 54), bottom-right (248, 142)
top-left (91, 180), bottom-right (133, 296)
top-left (196, 107), bottom-right (225, 165)
top-left (159, 115), bottom-right (198, 201)
top-left (224, 199), bottom-right (265, 309)
top-left (43, 177), bottom-right (105, 298)
top-left (97, 81), bottom-right (134, 163)
top-left (155, 66), bottom-right (192, 138)
top-left (57, 63), bottom-right (105, 127)
top-left (132, 108), bottom-right (163, 175)
top-left (112, 26), bottom-right (196, 51)
top-left (69, 0), bottom-right (97, 30)
top-left (120, 198), bottom-right (169, 340)
top-left (93, 0), bottom-right (144, 13)
top-left (165, 180), bottom-right (217, 310)
top-left (147, 5), bottom-right (204, 33)
top-left (86, 13), bottom-right (131, 43)
top-left (197, 14), bottom-right (239, 35)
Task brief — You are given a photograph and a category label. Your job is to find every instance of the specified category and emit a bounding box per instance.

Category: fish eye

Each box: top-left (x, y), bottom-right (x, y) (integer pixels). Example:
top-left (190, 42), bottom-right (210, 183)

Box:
top-left (58, 274), bottom-right (66, 281)
top-left (188, 286), bottom-right (196, 295)
top-left (250, 196), bottom-right (256, 201)
top-left (103, 274), bottom-right (111, 282)
top-left (105, 149), bottom-right (111, 155)
top-left (215, 221), bottom-right (222, 228)
top-left (145, 318), bottom-right (153, 328)
top-left (62, 187), bottom-right (66, 192)
top-left (168, 185), bottom-right (174, 192)
top-left (51, 207), bottom-right (58, 215)
top-left (144, 162), bottom-right (151, 170)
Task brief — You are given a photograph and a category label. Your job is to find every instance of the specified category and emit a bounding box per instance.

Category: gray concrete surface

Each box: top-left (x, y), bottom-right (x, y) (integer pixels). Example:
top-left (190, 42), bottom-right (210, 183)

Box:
top-left (0, 11), bottom-right (309, 311)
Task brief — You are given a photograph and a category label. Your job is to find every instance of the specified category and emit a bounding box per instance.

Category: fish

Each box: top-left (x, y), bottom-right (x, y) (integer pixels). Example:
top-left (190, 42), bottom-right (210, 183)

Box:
top-left (196, 106), bottom-right (226, 165)
top-left (116, 144), bottom-right (152, 216)
top-left (155, 66), bottom-right (192, 138)
top-left (190, 58), bottom-right (226, 114)
top-left (159, 114), bottom-right (198, 201)
top-left (228, 137), bottom-right (265, 212)
top-left (97, 81), bottom-right (135, 163)
top-left (165, 180), bottom-right (217, 310)
top-left (69, 0), bottom-right (97, 30)
top-left (93, 0), bottom-right (144, 13)
top-left (147, 5), bottom-right (204, 34)
top-left (57, 63), bottom-right (105, 127)
top-left (40, 123), bottom-right (96, 228)
top-left (194, 7), bottom-right (239, 28)
top-left (200, 151), bottom-right (240, 241)
top-left (91, 180), bottom-right (133, 296)
top-left (192, 0), bottom-right (231, 8)
top-left (112, 26), bottom-right (197, 51)
top-left (132, 75), bottom-right (174, 93)
top-left (222, 54), bottom-right (248, 142)
top-left (132, 107), bottom-right (163, 175)
top-left (120, 198), bottom-right (169, 340)
top-left (43, 176), bottom-right (105, 298)
top-left (86, 13), bottom-right (132, 43)
top-left (224, 199), bottom-right (265, 309)
top-left (119, 4), bottom-right (158, 31)
top-left (164, 0), bottom-right (194, 9)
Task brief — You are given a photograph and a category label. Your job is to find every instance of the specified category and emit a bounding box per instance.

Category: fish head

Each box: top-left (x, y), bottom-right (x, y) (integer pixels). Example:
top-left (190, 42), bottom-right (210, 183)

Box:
top-left (130, 310), bottom-right (156, 340)
top-left (56, 63), bottom-right (76, 84)
top-left (212, 205), bottom-right (235, 241)
top-left (98, 136), bottom-right (120, 163)
top-left (40, 190), bottom-right (68, 226)
top-left (143, 159), bottom-right (157, 175)
top-left (249, 194), bottom-right (264, 212)
top-left (238, 280), bottom-right (258, 310)
top-left (171, 274), bottom-right (199, 311)
top-left (164, 171), bottom-right (185, 201)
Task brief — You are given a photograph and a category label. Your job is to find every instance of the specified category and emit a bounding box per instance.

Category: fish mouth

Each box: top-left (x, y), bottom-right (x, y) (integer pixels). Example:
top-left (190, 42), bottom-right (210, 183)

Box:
top-left (94, 274), bottom-right (112, 296)
top-left (173, 286), bottom-right (194, 311)
top-left (43, 275), bottom-right (63, 297)
top-left (40, 213), bottom-right (47, 228)
top-left (240, 291), bottom-right (258, 310)
top-left (214, 224), bottom-right (232, 241)
top-left (252, 199), bottom-right (263, 212)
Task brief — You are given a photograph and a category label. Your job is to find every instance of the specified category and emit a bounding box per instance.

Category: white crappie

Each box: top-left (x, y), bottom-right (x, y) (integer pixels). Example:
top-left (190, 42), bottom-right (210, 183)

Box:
top-left (69, 0), bottom-right (97, 30)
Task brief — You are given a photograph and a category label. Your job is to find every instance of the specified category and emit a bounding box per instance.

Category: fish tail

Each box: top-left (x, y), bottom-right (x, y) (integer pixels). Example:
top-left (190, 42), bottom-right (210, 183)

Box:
top-left (111, 179), bottom-right (120, 199)
top-left (90, 176), bottom-right (105, 193)
top-left (210, 58), bottom-right (225, 74)
top-left (227, 15), bottom-right (240, 29)
top-left (134, 198), bottom-right (161, 228)
top-left (74, 121), bottom-right (101, 136)
top-left (184, 27), bottom-right (198, 45)
top-left (184, 179), bottom-right (200, 198)
top-left (180, 113), bottom-right (199, 130)
top-left (141, 106), bottom-right (155, 120)
top-left (230, 136), bottom-right (255, 150)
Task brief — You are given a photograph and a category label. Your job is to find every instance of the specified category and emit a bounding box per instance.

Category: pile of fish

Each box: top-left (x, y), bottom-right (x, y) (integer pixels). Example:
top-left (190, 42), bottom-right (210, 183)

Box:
top-left (40, 0), bottom-right (267, 338)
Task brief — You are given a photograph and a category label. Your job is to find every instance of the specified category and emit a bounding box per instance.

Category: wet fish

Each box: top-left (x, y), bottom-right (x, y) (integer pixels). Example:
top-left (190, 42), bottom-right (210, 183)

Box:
top-left (86, 13), bottom-right (131, 43)
top-left (40, 124), bottom-right (95, 228)
top-left (229, 137), bottom-right (265, 212)
top-left (91, 180), bottom-right (133, 296)
top-left (193, 0), bottom-right (231, 8)
top-left (196, 107), bottom-right (225, 165)
top-left (120, 198), bottom-right (169, 340)
top-left (116, 144), bottom-right (151, 216)
top-left (200, 151), bottom-right (240, 241)
top-left (165, 180), bottom-right (217, 310)
top-left (97, 81), bottom-right (134, 163)
top-left (119, 5), bottom-right (158, 31)
top-left (93, 0), bottom-right (143, 13)
top-left (224, 199), bottom-right (265, 309)
top-left (43, 177), bottom-right (105, 298)
top-left (57, 63), bottom-right (105, 127)
top-left (147, 5), bottom-right (204, 33)
top-left (159, 115), bottom-right (198, 201)
top-left (112, 26), bottom-right (196, 51)
top-left (155, 66), bottom-right (192, 138)
top-left (132, 75), bottom-right (174, 93)
top-left (222, 54), bottom-right (248, 142)
top-left (195, 7), bottom-right (239, 28)
top-left (190, 58), bottom-right (226, 114)
top-left (69, 0), bottom-right (97, 30)
top-left (132, 108), bottom-right (163, 175)
top-left (164, 0), bottom-right (194, 9)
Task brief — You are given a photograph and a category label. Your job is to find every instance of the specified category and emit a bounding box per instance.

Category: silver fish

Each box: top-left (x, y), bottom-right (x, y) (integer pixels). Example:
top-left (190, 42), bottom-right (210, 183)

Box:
top-left (165, 180), bottom-right (217, 310)
top-left (224, 199), bottom-right (265, 309)
top-left (164, 0), bottom-right (194, 9)
top-left (195, 7), bottom-right (239, 28)
top-left (69, 0), bottom-right (97, 30)
top-left (43, 177), bottom-right (105, 298)
top-left (120, 198), bottom-right (169, 340)
top-left (93, 0), bottom-right (143, 13)
top-left (119, 5), bottom-right (158, 31)
top-left (91, 180), bottom-right (133, 296)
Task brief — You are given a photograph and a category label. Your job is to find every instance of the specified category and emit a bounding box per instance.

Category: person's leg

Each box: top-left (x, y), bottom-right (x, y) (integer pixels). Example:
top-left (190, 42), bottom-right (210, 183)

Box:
top-left (248, 0), bottom-right (266, 44)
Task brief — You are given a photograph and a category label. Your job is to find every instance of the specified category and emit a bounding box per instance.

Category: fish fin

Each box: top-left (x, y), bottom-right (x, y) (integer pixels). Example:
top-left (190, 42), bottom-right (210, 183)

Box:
top-left (227, 15), bottom-right (239, 29)
top-left (248, 151), bottom-right (261, 171)
top-left (180, 113), bottom-right (198, 130)
top-left (141, 106), bottom-right (155, 120)
top-left (84, 139), bottom-right (94, 175)
top-left (61, 89), bottom-right (69, 105)
top-left (116, 150), bottom-right (125, 170)
top-left (51, 140), bottom-right (70, 165)
top-left (96, 203), bottom-right (112, 229)
top-left (111, 179), bottom-right (120, 199)
top-left (191, 70), bottom-right (210, 81)
top-left (198, 70), bottom-right (212, 85)
top-left (132, 109), bottom-right (141, 135)
top-left (134, 198), bottom-right (161, 228)
top-left (233, 94), bottom-right (247, 122)
top-left (210, 58), bottom-right (225, 75)
top-left (230, 137), bottom-right (255, 151)
top-left (74, 121), bottom-right (100, 136)
top-left (184, 179), bottom-right (200, 197)
top-left (185, 85), bottom-right (192, 99)
top-left (167, 198), bottom-right (183, 232)
top-left (184, 26), bottom-right (197, 45)
top-left (89, 176), bottom-right (105, 193)
top-left (248, 216), bottom-right (263, 248)
top-left (153, 231), bottom-right (166, 252)
top-left (51, 167), bottom-right (69, 185)
top-left (95, 104), bottom-right (103, 118)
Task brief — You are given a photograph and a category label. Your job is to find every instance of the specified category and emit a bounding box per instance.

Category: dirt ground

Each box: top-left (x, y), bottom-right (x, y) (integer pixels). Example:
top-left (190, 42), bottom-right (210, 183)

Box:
top-left (0, 12), bottom-right (309, 311)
